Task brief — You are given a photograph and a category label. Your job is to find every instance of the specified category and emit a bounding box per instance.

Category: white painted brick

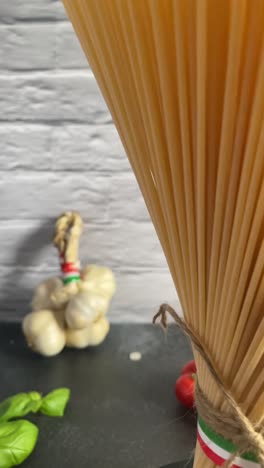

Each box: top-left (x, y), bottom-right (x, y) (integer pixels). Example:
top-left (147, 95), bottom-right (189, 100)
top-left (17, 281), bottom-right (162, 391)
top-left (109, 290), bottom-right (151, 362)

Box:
top-left (0, 73), bottom-right (110, 123)
top-left (0, 269), bottom-right (179, 323)
top-left (106, 221), bottom-right (167, 270)
top-left (0, 125), bottom-right (52, 170)
top-left (0, 75), bottom-right (56, 121)
top-left (52, 125), bottom-right (130, 172)
top-left (0, 171), bottom-right (150, 224)
top-left (0, 124), bottom-right (129, 172)
top-left (0, 220), bottom-right (167, 270)
top-left (109, 173), bottom-right (151, 222)
top-left (0, 173), bottom-right (110, 222)
top-left (55, 22), bottom-right (88, 69)
top-left (0, 1), bottom-right (66, 22)
top-left (0, 23), bottom-right (87, 71)
top-left (0, 25), bottom-right (55, 70)
top-left (111, 271), bottom-right (179, 322)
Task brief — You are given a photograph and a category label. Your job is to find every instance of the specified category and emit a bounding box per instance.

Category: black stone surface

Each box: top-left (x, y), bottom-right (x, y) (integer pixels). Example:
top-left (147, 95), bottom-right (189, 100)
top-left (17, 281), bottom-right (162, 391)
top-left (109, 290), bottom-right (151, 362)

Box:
top-left (0, 323), bottom-right (196, 468)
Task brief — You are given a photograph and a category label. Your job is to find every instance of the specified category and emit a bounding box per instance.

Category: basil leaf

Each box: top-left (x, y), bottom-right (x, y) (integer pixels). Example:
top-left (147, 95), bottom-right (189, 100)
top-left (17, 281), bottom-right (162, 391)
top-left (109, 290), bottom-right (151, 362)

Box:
top-left (0, 392), bottom-right (42, 422)
top-left (0, 420), bottom-right (38, 468)
top-left (40, 388), bottom-right (70, 417)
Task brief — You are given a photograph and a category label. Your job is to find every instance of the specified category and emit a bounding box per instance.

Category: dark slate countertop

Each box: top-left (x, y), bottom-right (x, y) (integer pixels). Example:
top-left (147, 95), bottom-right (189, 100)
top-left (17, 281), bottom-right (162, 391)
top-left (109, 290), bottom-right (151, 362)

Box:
top-left (0, 323), bottom-right (196, 468)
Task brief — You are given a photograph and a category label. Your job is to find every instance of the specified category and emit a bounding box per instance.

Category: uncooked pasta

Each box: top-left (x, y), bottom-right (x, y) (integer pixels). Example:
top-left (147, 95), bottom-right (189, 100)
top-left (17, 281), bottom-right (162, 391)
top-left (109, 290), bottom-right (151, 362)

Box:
top-left (62, 1), bottom-right (264, 466)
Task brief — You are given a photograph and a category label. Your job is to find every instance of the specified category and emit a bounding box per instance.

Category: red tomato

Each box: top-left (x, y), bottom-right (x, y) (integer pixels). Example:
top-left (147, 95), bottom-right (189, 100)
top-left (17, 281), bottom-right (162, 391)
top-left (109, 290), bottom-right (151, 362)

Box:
top-left (175, 373), bottom-right (195, 408)
top-left (181, 360), bottom-right (196, 375)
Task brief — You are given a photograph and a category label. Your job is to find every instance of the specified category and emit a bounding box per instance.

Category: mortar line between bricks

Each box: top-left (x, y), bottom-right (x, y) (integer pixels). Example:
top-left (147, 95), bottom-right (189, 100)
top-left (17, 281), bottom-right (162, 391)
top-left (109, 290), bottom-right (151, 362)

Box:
top-left (0, 19), bottom-right (69, 25)
top-left (0, 69), bottom-right (94, 79)
top-left (0, 122), bottom-right (115, 128)
top-left (0, 169), bottom-right (131, 175)
top-left (0, 266), bottom-right (170, 274)
top-left (0, 219), bottom-right (151, 226)
top-left (0, 120), bottom-right (113, 126)
top-left (1, 67), bottom-right (91, 73)
top-left (0, 169), bottom-right (129, 176)
top-left (0, 220), bottom-right (155, 229)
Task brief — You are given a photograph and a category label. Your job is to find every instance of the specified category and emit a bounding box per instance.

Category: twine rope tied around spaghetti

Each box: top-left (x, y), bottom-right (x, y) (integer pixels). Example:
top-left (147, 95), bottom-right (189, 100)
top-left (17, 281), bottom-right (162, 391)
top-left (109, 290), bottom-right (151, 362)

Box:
top-left (153, 304), bottom-right (264, 467)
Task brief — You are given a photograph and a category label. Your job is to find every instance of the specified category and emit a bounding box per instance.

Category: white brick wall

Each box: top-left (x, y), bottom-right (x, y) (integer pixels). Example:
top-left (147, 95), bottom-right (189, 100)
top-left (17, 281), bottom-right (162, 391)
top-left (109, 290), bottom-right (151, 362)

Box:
top-left (0, 0), bottom-right (179, 322)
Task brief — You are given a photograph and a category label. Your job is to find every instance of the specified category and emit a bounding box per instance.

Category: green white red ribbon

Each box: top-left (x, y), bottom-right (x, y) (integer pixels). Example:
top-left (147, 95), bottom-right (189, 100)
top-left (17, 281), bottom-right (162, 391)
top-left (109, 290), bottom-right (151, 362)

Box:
top-left (60, 256), bottom-right (80, 284)
top-left (197, 417), bottom-right (260, 467)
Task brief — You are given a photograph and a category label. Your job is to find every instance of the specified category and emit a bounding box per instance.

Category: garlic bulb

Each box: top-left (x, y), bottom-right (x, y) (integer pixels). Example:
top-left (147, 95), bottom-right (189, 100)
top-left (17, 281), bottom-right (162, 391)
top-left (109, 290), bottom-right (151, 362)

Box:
top-left (22, 310), bottom-right (66, 357)
top-left (31, 277), bottom-right (63, 311)
top-left (66, 316), bottom-right (110, 348)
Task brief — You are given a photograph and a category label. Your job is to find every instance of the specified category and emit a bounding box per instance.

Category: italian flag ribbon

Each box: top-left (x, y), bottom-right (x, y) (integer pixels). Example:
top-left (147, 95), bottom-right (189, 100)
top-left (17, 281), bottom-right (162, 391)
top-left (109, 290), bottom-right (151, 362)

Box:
top-left (59, 255), bottom-right (80, 284)
top-left (197, 417), bottom-right (260, 468)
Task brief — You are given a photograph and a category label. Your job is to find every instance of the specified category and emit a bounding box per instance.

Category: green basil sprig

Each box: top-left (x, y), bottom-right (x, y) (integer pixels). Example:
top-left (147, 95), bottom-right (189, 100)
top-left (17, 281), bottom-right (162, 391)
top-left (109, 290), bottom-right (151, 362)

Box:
top-left (0, 388), bottom-right (70, 468)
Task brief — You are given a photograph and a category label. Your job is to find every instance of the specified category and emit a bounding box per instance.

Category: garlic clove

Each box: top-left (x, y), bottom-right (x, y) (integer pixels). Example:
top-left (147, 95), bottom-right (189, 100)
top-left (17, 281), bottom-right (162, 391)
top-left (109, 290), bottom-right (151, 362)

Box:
top-left (65, 292), bottom-right (103, 329)
top-left (66, 316), bottom-right (110, 348)
top-left (31, 277), bottom-right (63, 312)
top-left (23, 309), bottom-right (56, 335)
top-left (30, 323), bottom-right (66, 357)
top-left (65, 305), bottom-right (94, 329)
top-left (88, 294), bottom-right (110, 314)
top-left (50, 281), bottom-right (79, 309)
top-left (89, 317), bottom-right (110, 346)
top-left (81, 265), bottom-right (116, 298)
top-left (22, 310), bottom-right (66, 357)
top-left (66, 326), bottom-right (92, 348)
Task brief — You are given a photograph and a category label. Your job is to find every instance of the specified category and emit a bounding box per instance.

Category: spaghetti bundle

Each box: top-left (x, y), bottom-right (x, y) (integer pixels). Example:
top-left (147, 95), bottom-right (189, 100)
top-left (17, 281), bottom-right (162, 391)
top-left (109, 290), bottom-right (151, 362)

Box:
top-left (62, 1), bottom-right (264, 466)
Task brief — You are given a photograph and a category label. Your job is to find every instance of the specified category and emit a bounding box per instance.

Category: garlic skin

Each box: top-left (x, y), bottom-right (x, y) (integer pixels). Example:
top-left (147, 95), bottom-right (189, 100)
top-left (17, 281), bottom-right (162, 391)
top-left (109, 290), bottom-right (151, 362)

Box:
top-left (22, 310), bottom-right (66, 357)
top-left (66, 316), bottom-right (110, 348)
top-left (89, 317), bottom-right (110, 346)
top-left (65, 325), bottom-right (92, 348)
top-left (65, 266), bottom-right (116, 329)
top-left (31, 277), bottom-right (63, 311)
top-left (81, 265), bottom-right (116, 298)
top-left (51, 281), bottom-right (79, 309)
top-left (65, 291), bottom-right (110, 329)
